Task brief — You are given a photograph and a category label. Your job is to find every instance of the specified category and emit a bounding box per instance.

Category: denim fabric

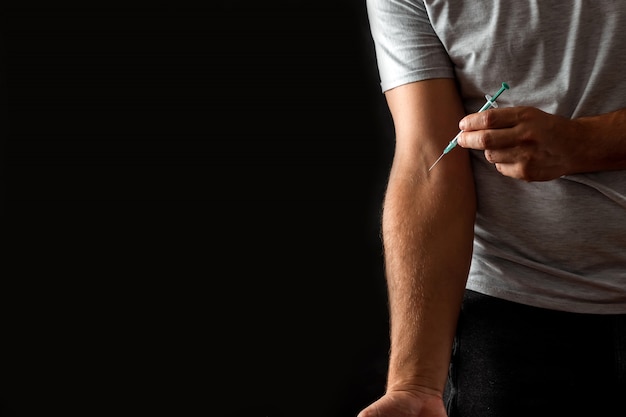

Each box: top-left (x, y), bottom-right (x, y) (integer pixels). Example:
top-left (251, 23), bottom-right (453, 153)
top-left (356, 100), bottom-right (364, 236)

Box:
top-left (444, 290), bottom-right (626, 416)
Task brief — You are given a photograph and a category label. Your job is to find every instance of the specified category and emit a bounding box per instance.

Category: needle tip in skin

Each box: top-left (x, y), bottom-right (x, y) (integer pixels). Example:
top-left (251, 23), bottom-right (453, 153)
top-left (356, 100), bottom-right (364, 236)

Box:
top-left (428, 153), bottom-right (444, 172)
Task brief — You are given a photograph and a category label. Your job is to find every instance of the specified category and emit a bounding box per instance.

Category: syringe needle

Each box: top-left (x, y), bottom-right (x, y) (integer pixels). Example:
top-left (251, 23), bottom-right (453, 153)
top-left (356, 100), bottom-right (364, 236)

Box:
top-left (428, 153), bottom-right (445, 172)
top-left (427, 82), bottom-right (510, 173)
top-left (428, 131), bottom-right (461, 172)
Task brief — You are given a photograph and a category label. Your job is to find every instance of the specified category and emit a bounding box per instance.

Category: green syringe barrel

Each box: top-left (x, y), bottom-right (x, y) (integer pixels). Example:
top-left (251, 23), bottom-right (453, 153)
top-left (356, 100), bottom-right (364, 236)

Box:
top-left (441, 82), bottom-right (510, 155)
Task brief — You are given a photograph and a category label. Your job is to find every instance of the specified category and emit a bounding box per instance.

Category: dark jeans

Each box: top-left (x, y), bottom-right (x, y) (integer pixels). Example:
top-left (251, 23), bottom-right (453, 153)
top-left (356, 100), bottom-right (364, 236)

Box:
top-left (444, 290), bottom-right (626, 417)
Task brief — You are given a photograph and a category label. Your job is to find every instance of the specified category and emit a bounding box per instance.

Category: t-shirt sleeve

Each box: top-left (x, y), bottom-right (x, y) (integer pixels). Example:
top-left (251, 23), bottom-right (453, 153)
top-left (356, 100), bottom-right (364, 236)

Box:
top-left (366, 0), bottom-right (454, 92)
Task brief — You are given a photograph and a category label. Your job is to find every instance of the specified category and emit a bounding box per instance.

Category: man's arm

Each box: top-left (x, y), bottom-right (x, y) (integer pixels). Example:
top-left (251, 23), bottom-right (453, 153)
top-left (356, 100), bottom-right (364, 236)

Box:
top-left (575, 108), bottom-right (626, 172)
top-left (381, 78), bottom-right (475, 396)
top-left (457, 106), bottom-right (626, 181)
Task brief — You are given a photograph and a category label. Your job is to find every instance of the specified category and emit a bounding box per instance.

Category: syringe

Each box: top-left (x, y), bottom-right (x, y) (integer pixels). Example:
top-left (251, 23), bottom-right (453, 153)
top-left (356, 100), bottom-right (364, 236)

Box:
top-left (428, 82), bottom-right (510, 172)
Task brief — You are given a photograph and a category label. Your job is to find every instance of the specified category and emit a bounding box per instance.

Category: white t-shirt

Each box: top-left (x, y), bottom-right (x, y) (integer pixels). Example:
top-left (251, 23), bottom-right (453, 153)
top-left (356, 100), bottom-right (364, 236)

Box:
top-left (367, 0), bottom-right (626, 313)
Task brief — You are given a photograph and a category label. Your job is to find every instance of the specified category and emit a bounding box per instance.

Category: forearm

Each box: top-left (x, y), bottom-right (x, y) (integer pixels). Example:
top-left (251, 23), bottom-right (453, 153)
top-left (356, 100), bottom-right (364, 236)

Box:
top-left (382, 161), bottom-right (475, 395)
top-left (379, 79), bottom-right (475, 396)
top-left (570, 108), bottom-right (626, 173)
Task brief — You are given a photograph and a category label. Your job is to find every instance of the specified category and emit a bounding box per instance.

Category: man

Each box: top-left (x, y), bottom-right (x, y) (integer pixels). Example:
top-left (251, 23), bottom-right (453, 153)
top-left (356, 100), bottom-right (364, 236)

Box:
top-left (358, 1), bottom-right (626, 416)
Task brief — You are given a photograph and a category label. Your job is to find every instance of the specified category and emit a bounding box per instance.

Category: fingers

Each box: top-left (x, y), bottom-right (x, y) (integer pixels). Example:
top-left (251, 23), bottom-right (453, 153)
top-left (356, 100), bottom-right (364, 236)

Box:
top-left (458, 128), bottom-right (518, 150)
top-left (457, 107), bottom-right (525, 150)
top-left (484, 148), bottom-right (518, 164)
top-left (455, 106), bottom-right (568, 181)
top-left (459, 107), bottom-right (519, 131)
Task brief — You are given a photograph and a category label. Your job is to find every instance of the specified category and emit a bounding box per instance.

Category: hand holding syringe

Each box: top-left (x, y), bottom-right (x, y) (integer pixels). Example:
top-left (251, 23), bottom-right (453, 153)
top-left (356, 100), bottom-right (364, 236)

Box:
top-left (428, 82), bottom-right (510, 172)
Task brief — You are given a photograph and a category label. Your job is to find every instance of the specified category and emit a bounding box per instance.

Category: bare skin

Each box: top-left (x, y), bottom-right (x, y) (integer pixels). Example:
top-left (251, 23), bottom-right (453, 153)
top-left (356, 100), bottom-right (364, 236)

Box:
top-left (357, 78), bottom-right (474, 417)
top-left (358, 390), bottom-right (447, 417)
top-left (358, 82), bottom-right (626, 417)
top-left (458, 106), bottom-right (626, 181)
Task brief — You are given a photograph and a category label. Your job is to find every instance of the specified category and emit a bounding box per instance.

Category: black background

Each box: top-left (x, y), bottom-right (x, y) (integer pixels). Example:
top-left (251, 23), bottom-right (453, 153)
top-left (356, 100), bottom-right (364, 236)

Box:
top-left (3, 2), bottom-right (394, 416)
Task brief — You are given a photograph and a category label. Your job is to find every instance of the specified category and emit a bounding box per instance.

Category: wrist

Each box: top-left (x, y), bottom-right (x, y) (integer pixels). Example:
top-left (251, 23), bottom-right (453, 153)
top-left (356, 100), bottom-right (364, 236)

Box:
top-left (385, 377), bottom-right (444, 398)
top-left (566, 117), bottom-right (594, 174)
top-left (386, 361), bottom-right (448, 396)
top-left (569, 110), bottom-right (626, 173)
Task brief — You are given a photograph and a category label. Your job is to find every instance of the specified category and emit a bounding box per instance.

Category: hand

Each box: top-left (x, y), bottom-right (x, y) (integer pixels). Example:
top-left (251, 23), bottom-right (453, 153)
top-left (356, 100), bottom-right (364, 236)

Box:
top-left (357, 388), bottom-right (447, 417)
top-left (457, 106), bottom-right (581, 181)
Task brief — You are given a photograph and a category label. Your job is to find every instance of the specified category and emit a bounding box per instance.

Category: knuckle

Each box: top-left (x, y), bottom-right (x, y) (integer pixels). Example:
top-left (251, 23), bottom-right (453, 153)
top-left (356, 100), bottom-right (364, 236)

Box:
top-left (518, 163), bottom-right (537, 182)
top-left (517, 106), bottom-right (536, 123)
top-left (481, 111), bottom-right (496, 126)
top-left (517, 107), bottom-right (530, 120)
top-left (477, 131), bottom-right (492, 148)
top-left (519, 129), bottom-right (535, 144)
top-left (520, 170), bottom-right (533, 182)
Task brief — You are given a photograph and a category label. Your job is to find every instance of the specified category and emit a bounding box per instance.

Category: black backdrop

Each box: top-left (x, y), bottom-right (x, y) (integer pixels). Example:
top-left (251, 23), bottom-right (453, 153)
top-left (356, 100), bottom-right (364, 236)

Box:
top-left (3, 2), bottom-right (394, 416)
